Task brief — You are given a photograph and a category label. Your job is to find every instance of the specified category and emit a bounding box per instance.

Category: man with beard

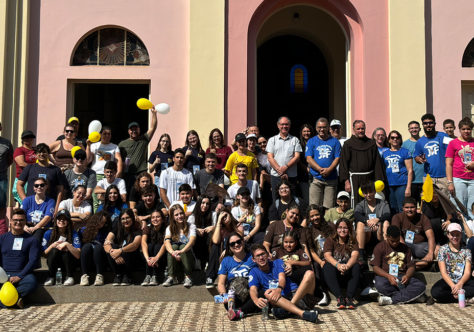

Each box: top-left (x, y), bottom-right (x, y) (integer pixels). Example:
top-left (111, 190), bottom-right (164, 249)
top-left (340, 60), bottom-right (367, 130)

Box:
top-left (339, 120), bottom-right (386, 206)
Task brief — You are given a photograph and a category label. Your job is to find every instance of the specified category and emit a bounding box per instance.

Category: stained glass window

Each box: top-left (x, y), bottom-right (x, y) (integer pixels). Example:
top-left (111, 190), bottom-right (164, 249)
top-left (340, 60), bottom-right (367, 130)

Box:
top-left (72, 27), bottom-right (149, 66)
top-left (462, 38), bottom-right (474, 67)
top-left (290, 64), bottom-right (308, 93)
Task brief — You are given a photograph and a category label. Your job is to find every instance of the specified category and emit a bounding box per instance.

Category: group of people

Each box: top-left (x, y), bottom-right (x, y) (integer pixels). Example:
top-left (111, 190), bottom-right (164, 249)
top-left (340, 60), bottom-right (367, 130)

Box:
top-left (0, 112), bottom-right (473, 323)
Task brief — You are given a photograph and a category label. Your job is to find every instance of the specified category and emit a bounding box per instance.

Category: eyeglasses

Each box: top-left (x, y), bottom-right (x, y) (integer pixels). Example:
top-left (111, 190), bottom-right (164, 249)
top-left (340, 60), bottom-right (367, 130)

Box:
top-left (254, 252), bottom-right (267, 258)
top-left (65, 130), bottom-right (75, 134)
top-left (34, 183), bottom-right (46, 188)
top-left (389, 136), bottom-right (400, 140)
top-left (229, 239), bottom-right (243, 248)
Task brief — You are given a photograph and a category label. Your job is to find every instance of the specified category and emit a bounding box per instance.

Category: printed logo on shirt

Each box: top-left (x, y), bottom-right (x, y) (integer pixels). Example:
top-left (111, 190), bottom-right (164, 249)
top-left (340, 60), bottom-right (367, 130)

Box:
top-left (42, 238), bottom-right (47, 247)
top-left (423, 141), bottom-right (439, 157)
top-left (386, 156), bottom-right (400, 170)
top-left (230, 265), bottom-right (251, 278)
top-left (316, 145), bottom-right (332, 159)
top-left (72, 178), bottom-right (86, 188)
top-left (248, 275), bottom-right (253, 283)
top-left (39, 174), bottom-right (47, 179)
top-left (73, 236), bottom-right (81, 247)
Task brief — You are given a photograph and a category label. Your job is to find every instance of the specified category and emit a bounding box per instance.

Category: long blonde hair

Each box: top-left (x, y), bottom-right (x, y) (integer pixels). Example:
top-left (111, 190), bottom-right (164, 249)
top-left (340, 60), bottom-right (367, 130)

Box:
top-left (168, 204), bottom-right (189, 242)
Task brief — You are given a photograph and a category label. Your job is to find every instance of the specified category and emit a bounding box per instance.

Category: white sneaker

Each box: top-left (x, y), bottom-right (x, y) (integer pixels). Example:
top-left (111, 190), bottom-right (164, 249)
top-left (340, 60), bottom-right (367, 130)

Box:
top-left (44, 277), bottom-right (54, 286)
top-left (318, 292), bottom-right (329, 306)
top-left (94, 274), bottom-right (104, 286)
top-left (80, 274), bottom-right (89, 286)
top-left (149, 275), bottom-right (158, 286)
top-left (162, 276), bottom-right (176, 287)
top-left (141, 275), bottom-right (151, 286)
top-left (184, 276), bottom-right (193, 288)
top-left (64, 277), bottom-right (75, 286)
top-left (378, 295), bottom-right (392, 306)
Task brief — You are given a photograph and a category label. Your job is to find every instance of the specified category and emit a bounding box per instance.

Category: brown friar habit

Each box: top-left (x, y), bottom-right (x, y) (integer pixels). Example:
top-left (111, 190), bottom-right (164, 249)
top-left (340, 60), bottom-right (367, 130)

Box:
top-left (339, 135), bottom-right (387, 206)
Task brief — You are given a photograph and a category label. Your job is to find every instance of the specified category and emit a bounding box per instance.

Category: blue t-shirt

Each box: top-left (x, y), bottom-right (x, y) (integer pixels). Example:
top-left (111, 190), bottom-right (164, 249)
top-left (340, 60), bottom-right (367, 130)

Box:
top-left (414, 132), bottom-right (449, 178)
top-left (248, 259), bottom-right (293, 296)
top-left (402, 139), bottom-right (424, 184)
top-left (305, 136), bottom-right (341, 180)
top-left (21, 195), bottom-right (55, 226)
top-left (378, 146), bottom-right (390, 157)
top-left (0, 232), bottom-right (40, 278)
top-left (97, 203), bottom-right (128, 223)
top-left (382, 148), bottom-right (411, 186)
top-left (218, 253), bottom-right (256, 282)
top-left (42, 229), bottom-right (81, 251)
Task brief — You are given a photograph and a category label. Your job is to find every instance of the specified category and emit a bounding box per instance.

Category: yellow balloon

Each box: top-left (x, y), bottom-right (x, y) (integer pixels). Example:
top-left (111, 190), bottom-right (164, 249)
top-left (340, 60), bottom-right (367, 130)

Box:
top-left (0, 281), bottom-right (19, 307)
top-left (358, 187), bottom-right (364, 197)
top-left (88, 131), bottom-right (101, 143)
top-left (422, 174), bottom-right (433, 202)
top-left (71, 146), bottom-right (82, 158)
top-left (375, 180), bottom-right (385, 192)
top-left (137, 98), bottom-right (154, 110)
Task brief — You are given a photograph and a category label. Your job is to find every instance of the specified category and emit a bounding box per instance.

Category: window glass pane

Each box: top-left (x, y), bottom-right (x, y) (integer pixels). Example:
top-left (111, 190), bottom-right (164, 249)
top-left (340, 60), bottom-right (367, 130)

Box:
top-left (72, 32), bottom-right (98, 65)
top-left (99, 28), bottom-right (126, 65)
top-left (126, 33), bottom-right (150, 65)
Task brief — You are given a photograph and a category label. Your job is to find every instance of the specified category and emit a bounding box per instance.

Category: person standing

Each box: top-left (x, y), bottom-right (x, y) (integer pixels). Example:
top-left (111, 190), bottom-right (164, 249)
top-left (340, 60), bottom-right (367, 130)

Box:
top-left (12, 130), bottom-right (37, 205)
top-left (306, 118), bottom-right (341, 208)
top-left (339, 120), bottom-right (386, 207)
top-left (118, 107), bottom-right (157, 192)
top-left (0, 122), bottom-right (13, 234)
top-left (443, 119), bottom-right (457, 139)
top-left (402, 121), bottom-right (425, 203)
top-left (266, 116), bottom-right (302, 201)
top-left (414, 114), bottom-right (450, 194)
top-left (329, 119), bottom-right (347, 146)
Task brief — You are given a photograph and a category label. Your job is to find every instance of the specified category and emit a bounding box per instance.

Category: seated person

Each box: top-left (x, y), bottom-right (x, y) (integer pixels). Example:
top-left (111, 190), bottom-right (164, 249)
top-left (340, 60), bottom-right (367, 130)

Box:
top-left (226, 163), bottom-right (261, 204)
top-left (268, 179), bottom-right (305, 224)
top-left (194, 153), bottom-right (225, 195)
top-left (391, 197), bottom-right (435, 269)
top-left (96, 185), bottom-right (128, 225)
top-left (103, 209), bottom-right (142, 286)
top-left (371, 225), bottom-right (427, 306)
top-left (422, 192), bottom-right (457, 246)
top-left (431, 223), bottom-right (474, 303)
top-left (135, 185), bottom-right (167, 228)
top-left (216, 232), bottom-right (258, 320)
top-left (128, 172), bottom-right (158, 210)
top-left (141, 210), bottom-right (167, 286)
top-left (248, 244), bottom-right (318, 323)
top-left (20, 177), bottom-right (55, 242)
top-left (354, 181), bottom-right (391, 262)
top-left (169, 183), bottom-right (196, 216)
top-left (43, 210), bottom-right (82, 286)
top-left (0, 209), bottom-right (40, 308)
top-left (94, 160), bottom-right (127, 204)
top-left (324, 191), bottom-right (354, 225)
top-left (163, 205), bottom-right (196, 288)
top-left (323, 218), bottom-right (360, 309)
top-left (58, 184), bottom-right (92, 229)
top-left (231, 187), bottom-right (263, 244)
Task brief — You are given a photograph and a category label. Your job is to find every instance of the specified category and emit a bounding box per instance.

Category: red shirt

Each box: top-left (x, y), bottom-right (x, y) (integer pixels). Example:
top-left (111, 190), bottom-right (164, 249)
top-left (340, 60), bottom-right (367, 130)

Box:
top-left (206, 145), bottom-right (233, 170)
top-left (13, 146), bottom-right (36, 178)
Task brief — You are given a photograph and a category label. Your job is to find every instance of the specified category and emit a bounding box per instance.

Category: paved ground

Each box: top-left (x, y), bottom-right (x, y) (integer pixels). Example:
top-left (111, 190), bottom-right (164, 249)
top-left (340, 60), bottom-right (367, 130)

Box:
top-left (1, 301), bottom-right (472, 331)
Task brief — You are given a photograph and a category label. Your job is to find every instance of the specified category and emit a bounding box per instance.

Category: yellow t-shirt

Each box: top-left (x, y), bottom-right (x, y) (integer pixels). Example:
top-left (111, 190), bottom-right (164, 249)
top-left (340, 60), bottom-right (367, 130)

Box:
top-left (224, 151), bottom-right (259, 184)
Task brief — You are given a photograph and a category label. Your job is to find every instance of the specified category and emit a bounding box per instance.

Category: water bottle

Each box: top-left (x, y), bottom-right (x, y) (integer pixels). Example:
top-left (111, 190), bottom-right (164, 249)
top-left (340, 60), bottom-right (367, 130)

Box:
top-left (228, 288), bottom-right (235, 311)
top-left (55, 268), bottom-right (63, 285)
top-left (458, 289), bottom-right (465, 308)
top-left (261, 304), bottom-right (269, 320)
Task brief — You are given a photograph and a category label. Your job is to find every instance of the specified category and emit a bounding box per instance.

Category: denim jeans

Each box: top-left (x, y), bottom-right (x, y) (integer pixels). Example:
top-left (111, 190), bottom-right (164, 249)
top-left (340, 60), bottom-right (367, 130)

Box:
top-left (0, 273), bottom-right (38, 307)
top-left (389, 185), bottom-right (406, 214)
top-left (453, 177), bottom-right (474, 219)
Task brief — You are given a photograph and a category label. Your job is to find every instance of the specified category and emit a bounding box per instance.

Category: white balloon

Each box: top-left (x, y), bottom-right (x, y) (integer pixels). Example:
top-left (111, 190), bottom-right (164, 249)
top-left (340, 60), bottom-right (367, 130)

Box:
top-left (88, 120), bottom-right (102, 134)
top-left (156, 103), bottom-right (170, 115)
top-left (0, 266), bottom-right (8, 283)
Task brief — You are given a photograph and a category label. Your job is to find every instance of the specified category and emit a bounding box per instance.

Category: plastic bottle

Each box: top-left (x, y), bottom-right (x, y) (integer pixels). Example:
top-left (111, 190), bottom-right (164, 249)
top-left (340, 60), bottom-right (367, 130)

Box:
top-left (56, 268), bottom-right (63, 286)
top-left (458, 289), bottom-right (465, 308)
top-left (228, 288), bottom-right (235, 311)
top-left (261, 304), bottom-right (269, 320)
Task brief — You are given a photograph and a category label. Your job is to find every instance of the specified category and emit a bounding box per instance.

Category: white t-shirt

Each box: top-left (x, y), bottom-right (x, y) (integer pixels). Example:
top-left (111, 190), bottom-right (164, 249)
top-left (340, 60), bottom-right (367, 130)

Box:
top-left (159, 167), bottom-right (195, 204)
top-left (59, 198), bottom-right (92, 214)
top-left (90, 142), bottom-right (120, 175)
top-left (466, 219), bottom-right (474, 234)
top-left (227, 180), bottom-right (261, 204)
top-left (231, 205), bottom-right (261, 235)
top-left (165, 222), bottom-right (196, 244)
top-left (96, 177), bottom-right (127, 195)
top-left (169, 200), bottom-right (196, 213)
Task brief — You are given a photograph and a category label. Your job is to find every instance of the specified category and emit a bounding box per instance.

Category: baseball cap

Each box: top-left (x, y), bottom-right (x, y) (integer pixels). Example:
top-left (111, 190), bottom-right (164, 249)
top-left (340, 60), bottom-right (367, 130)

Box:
top-left (447, 223), bottom-right (462, 233)
top-left (246, 134), bottom-right (257, 140)
top-left (21, 130), bottom-right (36, 139)
top-left (235, 133), bottom-right (246, 142)
top-left (56, 209), bottom-right (71, 220)
top-left (128, 122), bottom-right (140, 129)
top-left (337, 191), bottom-right (350, 200)
top-left (68, 117), bottom-right (80, 124)
top-left (330, 119), bottom-right (342, 127)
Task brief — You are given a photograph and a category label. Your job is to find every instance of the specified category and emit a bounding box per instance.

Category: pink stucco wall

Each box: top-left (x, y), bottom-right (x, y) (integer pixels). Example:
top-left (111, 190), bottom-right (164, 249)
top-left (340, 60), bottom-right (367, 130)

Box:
top-left (431, 0), bottom-right (474, 126)
top-left (227, 0), bottom-right (390, 138)
top-left (28, 0), bottom-right (189, 148)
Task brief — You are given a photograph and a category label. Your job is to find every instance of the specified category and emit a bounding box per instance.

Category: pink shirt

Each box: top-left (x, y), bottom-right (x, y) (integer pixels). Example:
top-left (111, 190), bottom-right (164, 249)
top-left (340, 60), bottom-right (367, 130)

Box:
top-left (445, 138), bottom-right (474, 180)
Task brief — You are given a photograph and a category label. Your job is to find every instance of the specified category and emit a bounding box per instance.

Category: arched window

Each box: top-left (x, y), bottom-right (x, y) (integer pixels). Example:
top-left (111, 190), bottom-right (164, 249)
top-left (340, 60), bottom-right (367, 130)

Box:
top-left (462, 38), bottom-right (474, 67)
top-left (290, 64), bottom-right (308, 93)
top-left (72, 27), bottom-right (149, 66)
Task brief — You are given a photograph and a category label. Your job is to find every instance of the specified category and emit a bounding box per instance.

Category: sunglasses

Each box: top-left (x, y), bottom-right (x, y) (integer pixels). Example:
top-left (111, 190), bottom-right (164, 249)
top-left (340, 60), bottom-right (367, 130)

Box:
top-left (422, 121), bottom-right (434, 125)
top-left (229, 239), bottom-right (243, 248)
top-left (389, 136), bottom-right (400, 140)
top-left (65, 130), bottom-right (75, 134)
top-left (34, 183), bottom-right (46, 188)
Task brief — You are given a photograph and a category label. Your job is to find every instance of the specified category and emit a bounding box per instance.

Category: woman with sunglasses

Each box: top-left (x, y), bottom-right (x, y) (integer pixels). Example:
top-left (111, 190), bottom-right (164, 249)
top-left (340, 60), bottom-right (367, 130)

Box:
top-left (382, 130), bottom-right (413, 213)
top-left (206, 128), bottom-right (233, 170)
top-left (58, 184), bottom-right (92, 229)
top-left (20, 177), bottom-right (55, 242)
top-left (43, 210), bottom-right (82, 286)
top-left (148, 133), bottom-right (174, 185)
top-left (49, 124), bottom-right (83, 171)
top-left (104, 208), bottom-right (142, 286)
top-left (323, 218), bottom-right (360, 309)
top-left (217, 232), bottom-right (258, 320)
